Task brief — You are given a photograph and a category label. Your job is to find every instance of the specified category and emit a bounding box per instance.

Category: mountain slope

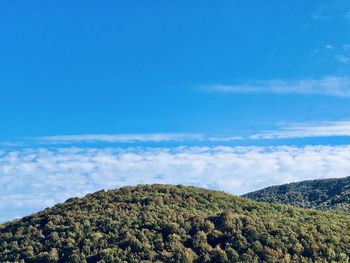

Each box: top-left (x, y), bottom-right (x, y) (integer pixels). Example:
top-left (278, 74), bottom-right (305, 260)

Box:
top-left (244, 176), bottom-right (350, 214)
top-left (1, 184), bottom-right (350, 262)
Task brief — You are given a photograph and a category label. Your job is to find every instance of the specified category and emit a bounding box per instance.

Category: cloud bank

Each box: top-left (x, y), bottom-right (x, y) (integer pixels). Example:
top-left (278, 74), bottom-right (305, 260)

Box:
top-left (1, 145), bottom-right (350, 222)
top-left (202, 76), bottom-right (350, 97)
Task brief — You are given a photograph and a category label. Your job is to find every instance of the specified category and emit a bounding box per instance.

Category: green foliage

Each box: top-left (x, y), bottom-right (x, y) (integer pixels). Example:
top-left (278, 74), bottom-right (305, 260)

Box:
top-left (1, 184), bottom-right (350, 262)
top-left (244, 176), bottom-right (350, 214)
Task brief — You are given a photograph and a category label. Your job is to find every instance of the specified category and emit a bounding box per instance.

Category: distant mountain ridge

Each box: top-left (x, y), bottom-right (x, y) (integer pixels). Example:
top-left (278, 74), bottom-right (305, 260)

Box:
top-left (244, 176), bottom-right (350, 214)
top-left (1, 184), bottom-right (350, 262)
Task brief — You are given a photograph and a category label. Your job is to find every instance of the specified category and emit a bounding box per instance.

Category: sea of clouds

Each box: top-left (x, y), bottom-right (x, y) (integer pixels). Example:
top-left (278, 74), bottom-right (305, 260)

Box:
top-left (1, 145), bottom-right (350, 222)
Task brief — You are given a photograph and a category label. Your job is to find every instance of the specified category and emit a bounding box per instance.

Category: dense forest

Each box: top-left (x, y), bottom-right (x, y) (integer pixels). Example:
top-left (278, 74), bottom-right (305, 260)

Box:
top-left (244, 176), bottom-right (350, 214)
top-left (1, 184), bottom-right (350, 262)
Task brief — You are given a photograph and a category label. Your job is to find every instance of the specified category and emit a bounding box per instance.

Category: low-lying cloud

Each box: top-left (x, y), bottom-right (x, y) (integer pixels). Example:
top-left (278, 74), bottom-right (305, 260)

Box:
top-left (1, 145), bottom-right (350, 223)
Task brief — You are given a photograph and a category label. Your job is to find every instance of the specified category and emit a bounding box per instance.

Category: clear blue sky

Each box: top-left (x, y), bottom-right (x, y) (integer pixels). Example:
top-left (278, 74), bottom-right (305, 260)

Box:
top-left (0, 0), bottom-right (350, 144)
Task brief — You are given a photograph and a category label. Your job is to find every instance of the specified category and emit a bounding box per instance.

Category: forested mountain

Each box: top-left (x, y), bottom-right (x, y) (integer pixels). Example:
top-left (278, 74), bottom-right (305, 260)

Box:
top-left (244, 176), bottom-right (350, 214)
top-left (1, 185), bottom-right (350, 262)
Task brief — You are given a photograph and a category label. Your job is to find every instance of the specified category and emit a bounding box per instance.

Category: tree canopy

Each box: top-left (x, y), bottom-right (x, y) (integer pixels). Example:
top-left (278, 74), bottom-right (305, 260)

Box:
top-left (1, 184), bottom-right (350, 262)
top-left (244, 176), bottom-right (350, 214)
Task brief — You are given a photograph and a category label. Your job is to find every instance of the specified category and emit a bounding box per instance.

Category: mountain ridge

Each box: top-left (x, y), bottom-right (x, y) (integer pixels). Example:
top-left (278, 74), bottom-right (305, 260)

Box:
top-left (244, 176), bottom-right (350, 214)
top-left (1, 184), bottom-right (350, 262)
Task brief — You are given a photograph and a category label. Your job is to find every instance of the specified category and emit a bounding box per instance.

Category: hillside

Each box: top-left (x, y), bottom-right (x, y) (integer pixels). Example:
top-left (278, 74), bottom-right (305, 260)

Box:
top-left (1, 185), bottom-right (350, 262)
top-left (244, 176), bottom-right (350, 214)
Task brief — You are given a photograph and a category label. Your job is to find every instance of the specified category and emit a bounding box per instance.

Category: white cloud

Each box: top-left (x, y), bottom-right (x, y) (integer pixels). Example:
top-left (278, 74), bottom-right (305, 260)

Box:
top-left (206, 136), bottom-right (243, 141)
top-left (336, 55), bottom-right (350, 64)
top-left (0, 141), bottom-right (26, 147)
top-left (251, 121), bottom-right (350, 139)
top-left (201, 76), bottom-right (350, 97)
top-left (1, 145), bottom-right (350, 223)
top-left (37, 133), bottom-right (204, 143)
top-left (35, 133), bottom-right (243, 144)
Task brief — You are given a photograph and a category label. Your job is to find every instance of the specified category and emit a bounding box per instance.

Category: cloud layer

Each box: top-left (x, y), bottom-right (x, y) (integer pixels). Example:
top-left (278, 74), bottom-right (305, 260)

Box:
top-left (1, 145), bottom-right (350, 223)
top-left (11, 121), bottom-right (350, 149)
top-left (202, 76), bottom-right (350, 97)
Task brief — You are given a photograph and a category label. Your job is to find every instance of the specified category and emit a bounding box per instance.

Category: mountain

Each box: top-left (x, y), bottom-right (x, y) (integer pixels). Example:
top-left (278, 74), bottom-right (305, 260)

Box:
top-left (244, 176), bottom-right (350, 214)
top-left (1, 185), bottom-right (350, 262)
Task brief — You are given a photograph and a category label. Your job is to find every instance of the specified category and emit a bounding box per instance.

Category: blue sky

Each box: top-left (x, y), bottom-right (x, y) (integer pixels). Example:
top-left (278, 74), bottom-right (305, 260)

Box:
top-left (1, 0), bottom-right (350, 144)
top-left (1, 1), bottom-right (350, 222)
